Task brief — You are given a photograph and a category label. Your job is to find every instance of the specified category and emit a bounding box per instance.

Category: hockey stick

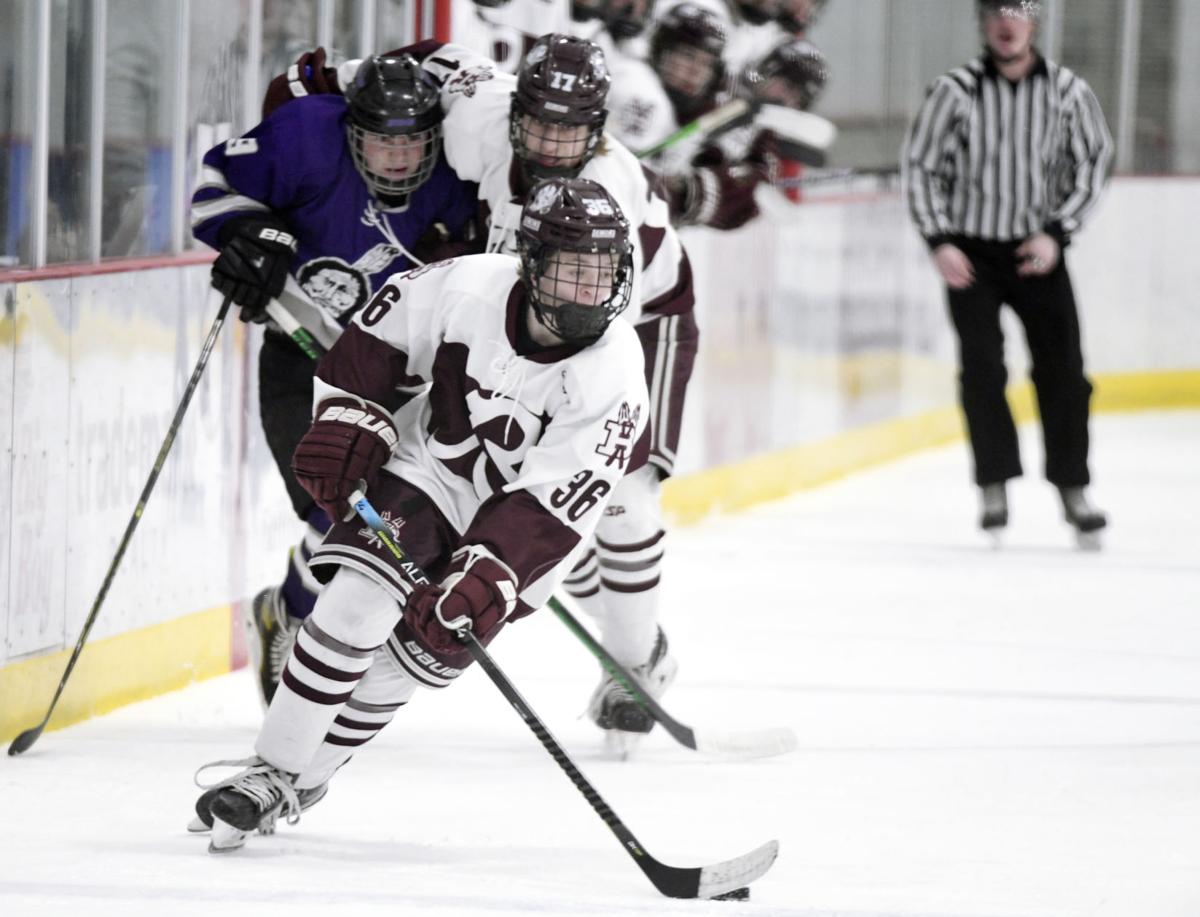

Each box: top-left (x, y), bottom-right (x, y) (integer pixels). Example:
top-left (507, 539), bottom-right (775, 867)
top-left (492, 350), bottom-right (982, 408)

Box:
top-left (635, 99), bottom-right (837, 162)
top-left (349, 489), bottom-right (779, 900)
top-left (772, 164), bottom-right (899, 188)
top-left (635, 99), bottom-right (754, 159)
top-left (547, 595), bottom-right (797, 758)
top-left (8, 292), bottom-right (235, 757)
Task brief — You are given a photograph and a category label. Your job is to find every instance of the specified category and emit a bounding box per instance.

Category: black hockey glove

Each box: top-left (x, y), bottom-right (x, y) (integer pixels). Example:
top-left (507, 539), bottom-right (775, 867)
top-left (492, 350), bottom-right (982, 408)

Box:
top-left (212, 215), bottom-right (298, 322)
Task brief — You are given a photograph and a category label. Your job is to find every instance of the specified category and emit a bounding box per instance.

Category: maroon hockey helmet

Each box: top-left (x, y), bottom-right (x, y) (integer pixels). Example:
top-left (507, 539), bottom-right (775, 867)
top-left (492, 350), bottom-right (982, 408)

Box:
top-left (517, 178), bottom-right (634, 343)
top-left (649, 3), bottom-right (728, 115)
top-left (509, 34), bottom-right (610, 181)
top-left (742, 38), bottom-right (829, 112)
top-left (344, 54), bottom-right (443, 203)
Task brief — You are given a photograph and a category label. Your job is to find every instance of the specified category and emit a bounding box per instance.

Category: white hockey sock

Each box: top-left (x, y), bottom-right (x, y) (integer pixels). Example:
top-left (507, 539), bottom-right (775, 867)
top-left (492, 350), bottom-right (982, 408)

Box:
top-left (561, 547), bottom-right (610, 624)
top-left (256, 568), bottom-right (402, 774)
top-left (296, 651), bottom-right (418, 789)
top-left (595, 529), bottom-right (665, 666)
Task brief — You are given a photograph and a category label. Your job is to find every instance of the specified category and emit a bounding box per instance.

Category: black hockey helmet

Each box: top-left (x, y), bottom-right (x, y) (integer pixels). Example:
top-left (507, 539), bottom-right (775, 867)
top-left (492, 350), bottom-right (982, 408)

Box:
top-left (976, 0), bottom-right (1041, 21)
top-left (649, 3), bottom-right (728, 114)
top-left (777, 0), bottom-right (828, 34)
top-left (518, 178), bottom-right (633, 343)
top-left (734, 0), bottom-right (780, 27)
top-left (570, 0), bottom-right (652, 40)
top-left (742, 39), bottom-right (828, 111)
top-left (344, 54), bottom-right (443, 203)
top-left (510, 34), bottom-right (610, 181)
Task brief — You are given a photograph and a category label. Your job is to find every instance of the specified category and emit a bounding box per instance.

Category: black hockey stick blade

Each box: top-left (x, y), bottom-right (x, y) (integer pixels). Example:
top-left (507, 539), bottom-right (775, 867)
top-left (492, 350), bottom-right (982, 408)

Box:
top-left (347, 491), bottom-right (780, 899)
top-left (8, 292), bottom-right (234, 757)
top-left (548, 595), bottom-right (797, 758)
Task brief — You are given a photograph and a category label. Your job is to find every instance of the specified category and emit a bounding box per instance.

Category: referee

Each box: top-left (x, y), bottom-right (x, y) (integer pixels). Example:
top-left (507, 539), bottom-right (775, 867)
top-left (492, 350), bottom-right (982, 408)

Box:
top-left (902, 0), bottom-right (1113, 543)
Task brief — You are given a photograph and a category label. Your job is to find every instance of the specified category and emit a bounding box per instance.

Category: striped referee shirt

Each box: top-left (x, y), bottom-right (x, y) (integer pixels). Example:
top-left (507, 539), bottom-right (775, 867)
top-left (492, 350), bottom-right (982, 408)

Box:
top-left (902, 53), bottom-right (1113, 248)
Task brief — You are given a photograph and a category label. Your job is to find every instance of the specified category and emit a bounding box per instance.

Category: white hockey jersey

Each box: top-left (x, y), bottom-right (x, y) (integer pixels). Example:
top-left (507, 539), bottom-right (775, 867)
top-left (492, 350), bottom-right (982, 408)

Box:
top-left (451, 0), bottom-right (574, 74)
top-left (312, 254), bottom-right (650, 614)
top-left (419, 42), bottom-right (694, 326)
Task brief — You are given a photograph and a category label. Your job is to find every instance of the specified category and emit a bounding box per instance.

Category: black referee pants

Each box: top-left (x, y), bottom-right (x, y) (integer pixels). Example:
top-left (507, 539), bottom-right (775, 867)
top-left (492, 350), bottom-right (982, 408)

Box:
top-left (946, 237), bottom-right (1093, 488)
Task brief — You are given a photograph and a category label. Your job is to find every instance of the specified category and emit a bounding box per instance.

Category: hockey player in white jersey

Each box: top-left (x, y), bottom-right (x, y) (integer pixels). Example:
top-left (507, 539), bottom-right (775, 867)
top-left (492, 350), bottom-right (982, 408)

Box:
top-left (452, 0), bottom-right (574, 73)
top-left (262, 33), bottom-right (696, 750)
top-left (193, 178), bottom-right (651, 849)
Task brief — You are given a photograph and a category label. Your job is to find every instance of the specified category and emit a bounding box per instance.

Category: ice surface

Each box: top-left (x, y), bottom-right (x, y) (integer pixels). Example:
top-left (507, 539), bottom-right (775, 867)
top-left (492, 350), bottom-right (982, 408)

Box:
top-left (2, 412), bottom-right (1197, 917)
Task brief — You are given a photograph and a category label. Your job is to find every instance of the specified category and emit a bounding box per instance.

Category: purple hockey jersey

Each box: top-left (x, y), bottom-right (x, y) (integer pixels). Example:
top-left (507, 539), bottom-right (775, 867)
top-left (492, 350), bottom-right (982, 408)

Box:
top-left (191, 94), bottom-right (478, 326)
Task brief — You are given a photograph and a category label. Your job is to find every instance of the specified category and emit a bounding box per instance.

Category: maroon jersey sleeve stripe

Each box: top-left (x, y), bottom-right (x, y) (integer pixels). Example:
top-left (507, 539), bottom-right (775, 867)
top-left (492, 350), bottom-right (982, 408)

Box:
top-left (315, 323), bottom-right (425, 411)
top-left (462, 490), bottom-right (583, 588)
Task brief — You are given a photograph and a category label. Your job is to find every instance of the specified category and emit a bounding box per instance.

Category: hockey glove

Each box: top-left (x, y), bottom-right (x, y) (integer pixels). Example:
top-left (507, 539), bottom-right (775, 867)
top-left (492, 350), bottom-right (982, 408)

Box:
top-left (671, 164), bottom-right (764, 231)
top-left (262, 46), bottom-right (342, 116)
top-left (406, 546), bottom-right (519, 655)
top-left (291, 397), bottom-right (398, 521)
top-left (212, 215), bottom-right (298, 322)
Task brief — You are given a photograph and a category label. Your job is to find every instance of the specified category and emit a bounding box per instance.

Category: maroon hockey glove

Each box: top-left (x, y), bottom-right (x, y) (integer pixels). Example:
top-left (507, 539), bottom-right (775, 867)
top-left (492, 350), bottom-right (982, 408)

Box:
top-left (262, 46), bottom-right (342, 117)
top-left (406, 547), bottom-right (518, 655)
top-left (291, 397), bottom-right (399, 520)
top-left (212, 215), bottom-right (298, 321)
top-left (672, 164), bottom-right (765, 231)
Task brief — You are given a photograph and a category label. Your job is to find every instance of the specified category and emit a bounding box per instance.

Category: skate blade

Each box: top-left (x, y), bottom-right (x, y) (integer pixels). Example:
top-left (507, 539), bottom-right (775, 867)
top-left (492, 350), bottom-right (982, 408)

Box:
top-left (208, 817), bottom-right (249, 853)
top-left (186, 816), bottom-right (211, 834)
top-left (984, 528), bottom-right (1004, 550)
top-left (1075, 530), bottom-right (1103, 552)
top-left (603, 729), bottom-right (644, 760)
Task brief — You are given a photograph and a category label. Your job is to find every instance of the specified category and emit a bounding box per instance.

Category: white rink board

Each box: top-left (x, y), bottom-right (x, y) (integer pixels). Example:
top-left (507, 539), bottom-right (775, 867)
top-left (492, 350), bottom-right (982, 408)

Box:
top-left (0, 265), bottom-right (296, 667)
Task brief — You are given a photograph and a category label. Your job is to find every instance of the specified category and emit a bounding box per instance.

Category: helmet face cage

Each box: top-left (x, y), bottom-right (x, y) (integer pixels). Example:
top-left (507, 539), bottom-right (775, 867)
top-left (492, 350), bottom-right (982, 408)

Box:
top-left (510, 35), bottom-right (610, 180)
top-left (517, 178), bottom-right (634, 343)
top-left (745, 40), bottom-right (828, 111)
top-left (523, 245), bottom-right (634, 342)
top-left (347, 122), bottom-right (443, 200)
top-left (651, 4), bottom-right (727, 105)
top-left (509, 108), bottom-right (605, 180)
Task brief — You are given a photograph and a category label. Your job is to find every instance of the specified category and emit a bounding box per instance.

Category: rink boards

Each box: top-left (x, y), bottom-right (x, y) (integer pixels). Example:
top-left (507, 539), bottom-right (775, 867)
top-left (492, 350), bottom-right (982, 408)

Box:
top-left (2, 177), bottom-right (1199, 741)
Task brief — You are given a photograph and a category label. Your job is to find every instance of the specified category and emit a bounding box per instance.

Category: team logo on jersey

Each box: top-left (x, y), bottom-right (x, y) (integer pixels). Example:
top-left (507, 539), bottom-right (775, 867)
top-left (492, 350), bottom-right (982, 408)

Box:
top-left (618, 99), bottom-right (655, 139)
top-left (358, 508), bottom-right (406, 552)
top-left (298, 257), bottom-right (370, 320)
top-left (528, 183), bottom-right (560, 214)
top-left (447, 65), bottom-right (494, 97)
top-left (595, 402), bottom-right (640, 470)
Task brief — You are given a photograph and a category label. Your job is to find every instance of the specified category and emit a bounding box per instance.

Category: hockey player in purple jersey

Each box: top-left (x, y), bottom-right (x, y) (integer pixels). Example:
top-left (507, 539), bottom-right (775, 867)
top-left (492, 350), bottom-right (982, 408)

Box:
top-left (192, 178), bottom-right (650, 851)
top-left (191, 55), bottom-right (479, 710)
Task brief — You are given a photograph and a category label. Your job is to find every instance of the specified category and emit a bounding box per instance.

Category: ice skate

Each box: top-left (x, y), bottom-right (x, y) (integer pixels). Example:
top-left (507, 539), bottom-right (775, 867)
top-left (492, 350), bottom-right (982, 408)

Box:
top-left (193, 757), bottom-right (301, 853)
top-left (978, 482), bottom-right (1008, 546)
top-left (187, 780), bottom-right (327, 835)
top-left (246, 587), bottom-right (301, 707)
top-left (1059, 486), bottom-right (1106, 551)
top-left (588, 628), bottom-right (678, 757)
